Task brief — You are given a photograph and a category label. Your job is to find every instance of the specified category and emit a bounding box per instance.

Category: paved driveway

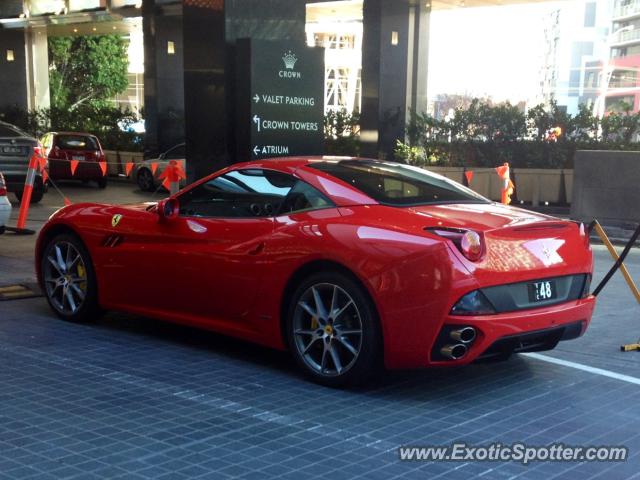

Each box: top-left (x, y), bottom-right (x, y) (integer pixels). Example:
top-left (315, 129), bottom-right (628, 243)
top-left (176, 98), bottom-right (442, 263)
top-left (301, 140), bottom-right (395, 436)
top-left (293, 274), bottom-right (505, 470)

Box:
top-left (0, 183), bottom-right (639, 479)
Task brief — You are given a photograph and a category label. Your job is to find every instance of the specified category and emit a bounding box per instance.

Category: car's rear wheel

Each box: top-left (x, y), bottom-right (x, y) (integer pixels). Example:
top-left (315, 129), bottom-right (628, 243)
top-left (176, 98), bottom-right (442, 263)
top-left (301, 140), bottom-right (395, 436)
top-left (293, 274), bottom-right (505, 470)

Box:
top-left (41, 233), bottom-right (100, 323)
top-left (15, 186), bottom-right (44, 204)
top-left (286, 272), bottom-right (382, 387)
top-left (137, 168), bottom-right (155, 192)
top-left (97, 178), bottom-right (107, 189)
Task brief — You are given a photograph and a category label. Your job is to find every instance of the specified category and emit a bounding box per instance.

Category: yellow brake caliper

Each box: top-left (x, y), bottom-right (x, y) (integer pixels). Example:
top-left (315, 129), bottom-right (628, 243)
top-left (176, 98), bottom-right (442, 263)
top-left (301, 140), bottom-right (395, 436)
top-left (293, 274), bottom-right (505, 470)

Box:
top-left (76, 263), bottom-right (86, 292)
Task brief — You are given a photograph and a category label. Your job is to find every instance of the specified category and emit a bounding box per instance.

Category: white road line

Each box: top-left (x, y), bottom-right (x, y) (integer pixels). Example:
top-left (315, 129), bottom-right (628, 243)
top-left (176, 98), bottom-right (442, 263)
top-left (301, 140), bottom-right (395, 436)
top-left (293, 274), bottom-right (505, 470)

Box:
top-left (523, 352), bottom-right (640, 386)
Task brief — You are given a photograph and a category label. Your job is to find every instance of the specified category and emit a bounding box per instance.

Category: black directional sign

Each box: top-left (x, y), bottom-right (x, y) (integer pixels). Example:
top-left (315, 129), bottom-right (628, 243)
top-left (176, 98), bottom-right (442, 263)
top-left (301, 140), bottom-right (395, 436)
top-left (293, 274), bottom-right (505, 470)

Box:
top-left (236, 39), bottom-right (324, 160)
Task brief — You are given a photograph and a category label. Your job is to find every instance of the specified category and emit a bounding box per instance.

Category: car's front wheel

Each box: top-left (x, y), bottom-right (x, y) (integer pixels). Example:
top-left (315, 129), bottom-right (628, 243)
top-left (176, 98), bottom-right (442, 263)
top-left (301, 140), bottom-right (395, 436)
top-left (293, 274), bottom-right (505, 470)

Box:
top-left (41, 233), bottom-right (100, 322)
top-left (286, 272), bottom-right (382, 387)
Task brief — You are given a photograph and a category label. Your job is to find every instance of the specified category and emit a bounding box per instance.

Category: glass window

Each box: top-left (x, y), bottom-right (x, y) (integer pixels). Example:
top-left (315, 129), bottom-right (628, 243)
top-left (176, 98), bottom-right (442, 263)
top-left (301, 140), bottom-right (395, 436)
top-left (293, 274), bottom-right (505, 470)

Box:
top-left (0, 0), bottom-right (24, 19)
top-left (29, 0), bottom-right (66, 15)
top-left (583, 2), bottom-right (596, 28)
top-left (179, 169), bottom-right (296, 218)
top-left (0, 124), bottom-right (26, 138)
top-left (179, 169), bottom-right (334, 218)
top-left (310, 160), bottom-right (489, 207)
top-left (164, 144), bottom-right (185, 160)
top-left (279, 179), bottom-right (334, 215)
top-left (54, 135), bottom-right (99, 150)
top-left (68, 0), bottom-right (104, 12)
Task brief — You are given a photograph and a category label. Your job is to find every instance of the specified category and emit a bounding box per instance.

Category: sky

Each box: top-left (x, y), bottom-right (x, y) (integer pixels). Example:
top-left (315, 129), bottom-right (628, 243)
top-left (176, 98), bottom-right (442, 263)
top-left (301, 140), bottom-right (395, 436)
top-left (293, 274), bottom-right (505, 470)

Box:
top-left (428, 1), bottom-right (566, 104)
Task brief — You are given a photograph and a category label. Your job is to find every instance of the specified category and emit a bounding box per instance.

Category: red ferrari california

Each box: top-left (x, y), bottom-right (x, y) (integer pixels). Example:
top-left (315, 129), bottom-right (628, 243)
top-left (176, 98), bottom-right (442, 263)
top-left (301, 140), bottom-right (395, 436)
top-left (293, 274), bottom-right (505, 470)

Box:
top-left (36, 158), bottom-right (595, 386)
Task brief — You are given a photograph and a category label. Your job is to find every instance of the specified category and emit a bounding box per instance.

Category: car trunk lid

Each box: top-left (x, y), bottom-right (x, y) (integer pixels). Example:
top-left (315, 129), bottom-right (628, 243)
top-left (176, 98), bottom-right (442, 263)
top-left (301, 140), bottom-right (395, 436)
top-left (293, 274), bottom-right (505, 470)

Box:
top-left (413, 203), bottom-right (592, 285)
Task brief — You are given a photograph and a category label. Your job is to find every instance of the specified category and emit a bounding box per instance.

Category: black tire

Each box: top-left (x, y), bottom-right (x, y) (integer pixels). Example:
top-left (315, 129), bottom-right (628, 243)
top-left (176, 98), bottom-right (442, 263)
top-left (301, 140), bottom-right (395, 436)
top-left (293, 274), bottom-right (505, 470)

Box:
top-left (15, 187), bottom-right (44, 204)
top-left (40, 233), bottom-right (101, 323)
top-left (285, 271), bottom-right (382, 387)
top-left (137, 168), bottom-right (155, 192)
top-left (0, 225), bottom-right (5, 235)
top-left (97, 178), bottom-right (107, 189)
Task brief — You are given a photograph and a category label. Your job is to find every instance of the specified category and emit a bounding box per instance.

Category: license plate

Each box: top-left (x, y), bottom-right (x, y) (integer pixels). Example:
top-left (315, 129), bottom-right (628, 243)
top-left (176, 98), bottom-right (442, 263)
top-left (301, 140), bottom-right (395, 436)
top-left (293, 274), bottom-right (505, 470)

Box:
top-left (72, 155), bottom-right (84, 161)
top-left (528, 280), bottom-right (557, 302)
top-left (2, 146), bottom-right (22, 154)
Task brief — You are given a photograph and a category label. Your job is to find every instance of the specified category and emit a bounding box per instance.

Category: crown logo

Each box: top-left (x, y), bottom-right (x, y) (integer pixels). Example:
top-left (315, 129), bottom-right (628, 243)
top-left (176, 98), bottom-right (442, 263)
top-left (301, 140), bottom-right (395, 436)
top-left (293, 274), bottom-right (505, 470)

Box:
top-left (282, 51), bottom-right (298, 70)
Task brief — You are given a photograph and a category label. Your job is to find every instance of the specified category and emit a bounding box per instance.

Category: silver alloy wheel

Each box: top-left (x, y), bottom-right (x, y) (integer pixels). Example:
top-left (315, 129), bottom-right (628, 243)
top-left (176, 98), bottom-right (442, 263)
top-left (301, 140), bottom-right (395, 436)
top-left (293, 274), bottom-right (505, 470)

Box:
top-left (43, 241), bottom-right (88, 315)
top-left (292, 283), bottom-right (363, 377)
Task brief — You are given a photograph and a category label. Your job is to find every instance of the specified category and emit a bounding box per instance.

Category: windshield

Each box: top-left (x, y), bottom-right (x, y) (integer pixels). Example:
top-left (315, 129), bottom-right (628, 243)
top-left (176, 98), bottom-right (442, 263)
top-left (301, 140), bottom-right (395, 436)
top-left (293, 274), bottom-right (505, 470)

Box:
top-left (310, 160), bottom-right (489, 206)
top-left (55, 135), bottom-right (99, 150)
top-left (0, 124), bottom-right (28, 138)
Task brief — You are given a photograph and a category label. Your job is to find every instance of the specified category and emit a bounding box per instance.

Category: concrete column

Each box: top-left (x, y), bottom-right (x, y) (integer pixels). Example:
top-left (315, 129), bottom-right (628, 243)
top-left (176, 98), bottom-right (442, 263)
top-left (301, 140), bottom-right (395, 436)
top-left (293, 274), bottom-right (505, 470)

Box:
top-left (24, 27), bottom-right (50, 110)
top-left (407, 2), bottom-right (430, 116)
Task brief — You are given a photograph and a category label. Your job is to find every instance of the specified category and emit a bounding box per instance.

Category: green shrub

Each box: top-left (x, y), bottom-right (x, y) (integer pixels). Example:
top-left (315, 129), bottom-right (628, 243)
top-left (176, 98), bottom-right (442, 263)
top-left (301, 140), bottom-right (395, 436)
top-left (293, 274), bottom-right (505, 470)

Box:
top-left (398, 99), bottom-right (640, 169)
top-left (0, 105), bottom-right (143, 152)
top-left (324, 109), bottom-right (360, 156)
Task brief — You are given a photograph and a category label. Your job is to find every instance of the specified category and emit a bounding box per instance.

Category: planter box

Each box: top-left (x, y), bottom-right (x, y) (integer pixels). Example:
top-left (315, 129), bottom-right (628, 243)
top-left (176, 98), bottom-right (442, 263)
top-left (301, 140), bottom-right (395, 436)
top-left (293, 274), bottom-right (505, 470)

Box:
top-left (405, 165), bottom-right (571, 205)
top-left (425, 166), bottom-right (465, 185)
top-left (563, 169), bottom-right (573, 204)
top-left (103, 150), bottom-right (144, 177)
top-left (513, 168), bottom-right (563, 206)
top-left (463, 168), bottom-right (503, 201)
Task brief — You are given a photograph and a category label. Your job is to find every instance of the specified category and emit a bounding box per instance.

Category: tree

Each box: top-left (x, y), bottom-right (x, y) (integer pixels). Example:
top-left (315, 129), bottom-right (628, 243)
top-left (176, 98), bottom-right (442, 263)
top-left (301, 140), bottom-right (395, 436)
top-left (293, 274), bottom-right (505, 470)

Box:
top-left (48, 35), bottom-right (129, 111)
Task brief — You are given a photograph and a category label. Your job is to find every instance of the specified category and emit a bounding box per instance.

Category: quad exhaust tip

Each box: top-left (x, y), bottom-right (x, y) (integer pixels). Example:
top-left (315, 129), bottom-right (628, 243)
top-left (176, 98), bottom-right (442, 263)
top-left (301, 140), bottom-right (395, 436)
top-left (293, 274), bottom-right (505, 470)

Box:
top-left (450, 327), bottom-right (476, 344)
top-left (440, 343), bottom-right (468, 360)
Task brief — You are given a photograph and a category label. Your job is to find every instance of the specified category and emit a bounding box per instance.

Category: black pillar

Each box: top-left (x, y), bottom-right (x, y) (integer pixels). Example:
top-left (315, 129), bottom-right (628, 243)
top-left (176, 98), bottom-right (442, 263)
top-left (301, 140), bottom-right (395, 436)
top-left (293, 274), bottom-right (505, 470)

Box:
top-left (183, 1), bottom-right (227, 182)
top-left (360, 0), bottom-right (430, 160)
top-left (144, 0), bottom-right (306, 182)
top-left (0, 28), bottom-right (29, 111)
top-left (143, 1), bottom-right (185, 158)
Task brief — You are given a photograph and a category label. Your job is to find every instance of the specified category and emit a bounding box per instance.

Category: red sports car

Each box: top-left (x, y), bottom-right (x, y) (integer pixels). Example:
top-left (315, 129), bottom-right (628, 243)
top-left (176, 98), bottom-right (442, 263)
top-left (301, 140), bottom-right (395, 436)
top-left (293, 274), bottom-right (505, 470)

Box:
top-left (36, 158), bottom-right (595, 386)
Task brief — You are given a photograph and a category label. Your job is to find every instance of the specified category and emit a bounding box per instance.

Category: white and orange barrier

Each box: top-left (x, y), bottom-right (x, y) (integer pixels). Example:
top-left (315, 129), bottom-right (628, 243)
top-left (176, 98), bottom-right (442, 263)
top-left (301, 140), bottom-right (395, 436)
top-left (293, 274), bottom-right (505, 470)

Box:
top-left (158, 160), bottom-right (187, 195)
top-left (14, 152), bottom-right (41, 233)
top-left (495, 162), bottom-right (514, 205)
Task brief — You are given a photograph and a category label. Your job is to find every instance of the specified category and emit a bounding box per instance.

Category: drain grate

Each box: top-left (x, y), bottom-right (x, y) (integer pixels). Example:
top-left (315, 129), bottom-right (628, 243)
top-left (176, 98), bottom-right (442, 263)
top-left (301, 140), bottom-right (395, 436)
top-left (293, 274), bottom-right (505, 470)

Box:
top-left (0, 283), bottom-right (43, 301)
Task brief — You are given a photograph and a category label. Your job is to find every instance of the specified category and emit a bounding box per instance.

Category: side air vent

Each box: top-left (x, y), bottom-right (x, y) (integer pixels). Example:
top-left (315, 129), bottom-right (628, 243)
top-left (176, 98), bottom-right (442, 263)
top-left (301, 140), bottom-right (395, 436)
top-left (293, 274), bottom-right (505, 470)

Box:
top-left (101, 235), bottom-right (124, 248)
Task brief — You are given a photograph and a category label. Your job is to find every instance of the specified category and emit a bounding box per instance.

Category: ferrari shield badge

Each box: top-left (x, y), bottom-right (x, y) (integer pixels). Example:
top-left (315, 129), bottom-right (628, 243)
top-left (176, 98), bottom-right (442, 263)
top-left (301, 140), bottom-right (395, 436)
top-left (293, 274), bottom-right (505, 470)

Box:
top-left (111, 214), bottom-right (123, 228)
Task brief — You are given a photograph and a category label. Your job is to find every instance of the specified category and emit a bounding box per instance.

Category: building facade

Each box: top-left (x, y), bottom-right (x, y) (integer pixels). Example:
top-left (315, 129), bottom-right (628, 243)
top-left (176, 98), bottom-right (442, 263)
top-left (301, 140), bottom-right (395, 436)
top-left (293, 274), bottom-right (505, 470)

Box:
top-left (604, 0), bottom-right (640, 112)
top-left (1, 0), bottom-right (555, 178)
top-left (538, 0), bottom-right (613, 115)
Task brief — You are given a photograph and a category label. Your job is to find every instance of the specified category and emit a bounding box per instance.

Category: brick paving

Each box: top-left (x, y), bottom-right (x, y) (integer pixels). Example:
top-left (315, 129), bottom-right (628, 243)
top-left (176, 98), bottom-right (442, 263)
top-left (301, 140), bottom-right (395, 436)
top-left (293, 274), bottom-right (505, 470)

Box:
top-left (1, 183), bottom-right (639, 479)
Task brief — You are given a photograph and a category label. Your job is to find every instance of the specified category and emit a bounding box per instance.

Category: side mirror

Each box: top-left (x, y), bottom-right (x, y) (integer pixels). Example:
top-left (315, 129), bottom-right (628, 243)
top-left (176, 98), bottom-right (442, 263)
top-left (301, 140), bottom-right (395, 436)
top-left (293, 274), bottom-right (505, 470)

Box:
top-left (157, 197), bottom-right (179, 222)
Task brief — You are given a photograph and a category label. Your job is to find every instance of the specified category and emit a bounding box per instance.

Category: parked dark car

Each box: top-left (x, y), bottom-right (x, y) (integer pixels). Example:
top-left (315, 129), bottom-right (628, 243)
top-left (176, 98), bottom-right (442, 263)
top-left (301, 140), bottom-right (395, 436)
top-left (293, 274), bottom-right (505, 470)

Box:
top-left (41, 132), bottom-right (107, 189)
top-left (0, 121), bottom-right (45, 203)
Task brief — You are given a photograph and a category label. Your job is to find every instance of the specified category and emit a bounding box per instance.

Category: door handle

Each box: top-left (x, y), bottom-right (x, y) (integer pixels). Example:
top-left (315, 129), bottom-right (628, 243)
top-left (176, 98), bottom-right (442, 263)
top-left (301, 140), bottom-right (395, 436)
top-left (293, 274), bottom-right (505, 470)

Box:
top-left (248, 242), bottom-right (265, 255)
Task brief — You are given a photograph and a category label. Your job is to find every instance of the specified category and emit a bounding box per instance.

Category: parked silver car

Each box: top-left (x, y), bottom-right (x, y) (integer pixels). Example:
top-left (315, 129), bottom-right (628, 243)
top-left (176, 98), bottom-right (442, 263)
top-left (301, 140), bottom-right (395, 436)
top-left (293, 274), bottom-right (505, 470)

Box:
top-left (0, 172), bottom-right (11, 234)
top-left (0, 122), bottom-right (45, 203)
top-left (135, 143), bottom-right (186, 192)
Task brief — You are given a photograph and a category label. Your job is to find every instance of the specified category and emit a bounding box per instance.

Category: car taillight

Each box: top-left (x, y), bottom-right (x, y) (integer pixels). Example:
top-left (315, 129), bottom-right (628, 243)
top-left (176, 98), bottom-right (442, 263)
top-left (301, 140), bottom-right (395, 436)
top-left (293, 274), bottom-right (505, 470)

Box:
top-left (579, 222), bottom-right (591, 249)
top-left (427, 227), bottom-right (485, 262)
top-left (0, 173), bottom-right (6, 196)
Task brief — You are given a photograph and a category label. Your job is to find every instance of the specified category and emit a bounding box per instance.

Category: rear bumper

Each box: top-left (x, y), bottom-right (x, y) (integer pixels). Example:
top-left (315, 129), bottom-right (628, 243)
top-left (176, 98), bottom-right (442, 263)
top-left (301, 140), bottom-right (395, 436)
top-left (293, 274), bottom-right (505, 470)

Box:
top-left (0, 200), bottom-right (11, 228)
top-left (49, 160), bottom-right (103, 180)
top-left (428, 295), bottom-right (596, 366)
